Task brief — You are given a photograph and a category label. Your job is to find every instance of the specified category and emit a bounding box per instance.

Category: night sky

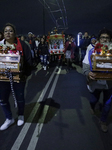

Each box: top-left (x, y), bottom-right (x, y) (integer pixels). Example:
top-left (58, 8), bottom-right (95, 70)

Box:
top-left (0, 0), bottom-right (112, 37)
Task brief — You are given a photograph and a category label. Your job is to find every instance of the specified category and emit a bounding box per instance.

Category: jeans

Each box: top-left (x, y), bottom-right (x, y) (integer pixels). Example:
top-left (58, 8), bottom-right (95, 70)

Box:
top-left (31, 49), bottom-right (34, 58)
top-left (40, 55), bottom-right (48, 66)
top-left (89, 88), bottom-right (112, 122)
top-left (0, 81), bottom-right (26, 119)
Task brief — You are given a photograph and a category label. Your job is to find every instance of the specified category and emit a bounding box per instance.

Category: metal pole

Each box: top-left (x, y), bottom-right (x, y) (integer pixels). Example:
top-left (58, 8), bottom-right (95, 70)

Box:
top-left (43, 0), bottom-right (45, 35)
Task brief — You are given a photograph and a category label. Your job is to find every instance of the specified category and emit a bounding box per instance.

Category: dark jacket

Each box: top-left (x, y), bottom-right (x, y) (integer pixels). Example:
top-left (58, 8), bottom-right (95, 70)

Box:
top-left (38, 43), bottom-right (49, 55)
top-left (26, 37), bottom-right (36, 50)
top-left (80, 37), bottom-right (90, 50)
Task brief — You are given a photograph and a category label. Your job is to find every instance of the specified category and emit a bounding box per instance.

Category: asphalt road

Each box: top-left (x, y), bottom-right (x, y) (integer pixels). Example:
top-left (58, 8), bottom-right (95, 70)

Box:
top-left (0, 62), bottom-right (112, 150)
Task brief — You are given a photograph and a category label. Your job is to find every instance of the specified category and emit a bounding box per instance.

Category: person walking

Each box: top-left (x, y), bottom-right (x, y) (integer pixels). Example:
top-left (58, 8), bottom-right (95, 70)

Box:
top-left (65, 36), bottom-right (76, 72)
top-left (82, 28), bottom-right (112, 132)
top-left (0, 23), bottom-right (32, 130)
top-left (80, 32), bottom-right (90, 61)
top-left (38, 36), bottom-right (49, 70)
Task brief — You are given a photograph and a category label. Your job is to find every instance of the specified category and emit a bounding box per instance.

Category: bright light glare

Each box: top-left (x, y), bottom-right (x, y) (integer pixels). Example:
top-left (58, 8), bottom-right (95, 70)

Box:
top-left (77, 34), bottom-right (80, 46)
top-left (6, 57), bottom-right (10, 60)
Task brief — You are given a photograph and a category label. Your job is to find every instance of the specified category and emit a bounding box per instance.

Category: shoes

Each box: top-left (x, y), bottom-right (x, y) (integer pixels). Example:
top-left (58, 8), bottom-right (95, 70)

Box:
top-left (0, 118), bottom-right (14, 130)
top-left (0, 116), bottom-right (24, 130)
top-left (43, 66), bottom-right (47, 70)
top-left (17, 116), bottom-right (24, 126)
top-left (44, 66), bottom-right (46, 70)
top-left (99, 121), bottom-right (108, 133)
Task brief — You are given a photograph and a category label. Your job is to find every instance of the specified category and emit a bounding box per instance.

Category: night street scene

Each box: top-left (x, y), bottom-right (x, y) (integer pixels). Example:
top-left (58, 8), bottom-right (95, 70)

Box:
top-left (0, 0), bottom-right (112, 150)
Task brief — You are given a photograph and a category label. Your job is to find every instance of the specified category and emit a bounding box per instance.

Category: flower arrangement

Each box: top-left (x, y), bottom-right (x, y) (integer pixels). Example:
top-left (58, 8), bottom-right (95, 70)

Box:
top-left (94, 43), bottom-right (112, 54)
top-left (0, 43), bottom-right (18, 54)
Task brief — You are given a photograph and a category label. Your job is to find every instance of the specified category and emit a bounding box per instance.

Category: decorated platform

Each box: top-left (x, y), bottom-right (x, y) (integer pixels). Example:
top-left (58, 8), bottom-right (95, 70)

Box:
top-left (0, 43), bottom-right (22, 82)
top-left (47, 29), bottom-right (65, 55)
top-left (91, 42), bottom-right (112, 80)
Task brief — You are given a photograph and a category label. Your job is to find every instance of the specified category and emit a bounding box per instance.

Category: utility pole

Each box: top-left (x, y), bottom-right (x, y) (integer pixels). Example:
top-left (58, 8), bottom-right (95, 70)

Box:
top-left (43, 0), bottom-right (45, 35)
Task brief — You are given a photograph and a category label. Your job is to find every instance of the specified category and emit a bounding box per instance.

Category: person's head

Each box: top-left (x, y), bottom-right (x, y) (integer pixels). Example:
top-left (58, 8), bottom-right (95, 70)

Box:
top-left (84, 32), bottom-right (89, 38)
top-left (91, 38), bottom-right (96, 45)
top-left (43, 35), bottom-right (45, 39)
top-left (21, 35), bottom-right (25, 41)
top-left (98, 28), bottom-right (112, 43)
top-left (3, 23), bottom-right (16, 42)
top-left (28, 32), bottom-right (33, 38)
top-left (69, 36), bottom-right (74, 42)
top-left (40, 37), bottom-right (45, 43)
top-left (0, 31), bottom-right (3, 41)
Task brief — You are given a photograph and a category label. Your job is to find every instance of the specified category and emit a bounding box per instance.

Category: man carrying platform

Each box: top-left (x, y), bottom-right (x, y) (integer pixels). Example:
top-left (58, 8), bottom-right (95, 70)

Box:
top-left (82, 28), bottom-right (112, 132)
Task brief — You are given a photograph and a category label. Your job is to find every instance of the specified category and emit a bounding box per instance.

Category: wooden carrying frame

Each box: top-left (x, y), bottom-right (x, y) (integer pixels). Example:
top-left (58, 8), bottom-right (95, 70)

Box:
top-left (0, 53), bottom-right (21, 82)
top-left (47, 32), bottom-right (65, 55)
top-left (91, 54), bottom-right (112, 80)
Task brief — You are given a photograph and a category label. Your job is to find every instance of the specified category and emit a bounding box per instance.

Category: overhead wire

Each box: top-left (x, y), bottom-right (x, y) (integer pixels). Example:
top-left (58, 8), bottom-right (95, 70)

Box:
top-left (38, 0), bottom-right (68, 30)
top-left (38, 0), bottom-right (56, 24)
top-left (56, 0), bottom-right (65, 27)
top-left (62, 0), bottom-right (68, 28)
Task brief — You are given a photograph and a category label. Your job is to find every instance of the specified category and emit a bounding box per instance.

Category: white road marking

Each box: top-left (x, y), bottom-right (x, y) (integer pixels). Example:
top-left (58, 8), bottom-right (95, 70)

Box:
top-left (27, 123), bottom-right (44, 150)
top-left (48, 67), bottom-right (62, 98)
top-left (27, 67), bottom-right (62, 150)
top-left (11, 67), bottom-right (57, 150)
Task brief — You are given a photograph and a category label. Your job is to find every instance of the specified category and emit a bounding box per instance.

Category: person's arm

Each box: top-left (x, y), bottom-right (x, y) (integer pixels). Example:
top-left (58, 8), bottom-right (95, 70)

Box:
top-left (83, 63), bottom-right (96, 81)
top-left (82, 49), bottom-right (96, 81)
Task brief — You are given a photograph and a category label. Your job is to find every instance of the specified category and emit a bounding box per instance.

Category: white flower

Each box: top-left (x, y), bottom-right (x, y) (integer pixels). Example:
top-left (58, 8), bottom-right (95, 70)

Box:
top-left (108, 43), bottom-right (112, 50)
top-left (11, 44), bottom-right (16, 49)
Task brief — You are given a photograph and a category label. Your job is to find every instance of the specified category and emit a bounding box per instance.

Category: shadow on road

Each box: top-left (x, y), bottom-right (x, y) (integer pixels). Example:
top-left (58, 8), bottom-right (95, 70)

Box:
top-left (24, 98), bottom-right (60, 124)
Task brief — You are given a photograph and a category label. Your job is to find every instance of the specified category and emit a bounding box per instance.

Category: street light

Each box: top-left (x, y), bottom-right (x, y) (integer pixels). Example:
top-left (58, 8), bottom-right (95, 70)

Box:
top-left (77, 32), bottom-right (82, 46)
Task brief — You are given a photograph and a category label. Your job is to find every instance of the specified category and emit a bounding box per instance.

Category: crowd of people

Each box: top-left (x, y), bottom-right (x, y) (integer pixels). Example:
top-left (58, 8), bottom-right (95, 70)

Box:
top-left (0, 28), bottom-right (99, 70)
top-left (0, 23), bottom-right (112, 133)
